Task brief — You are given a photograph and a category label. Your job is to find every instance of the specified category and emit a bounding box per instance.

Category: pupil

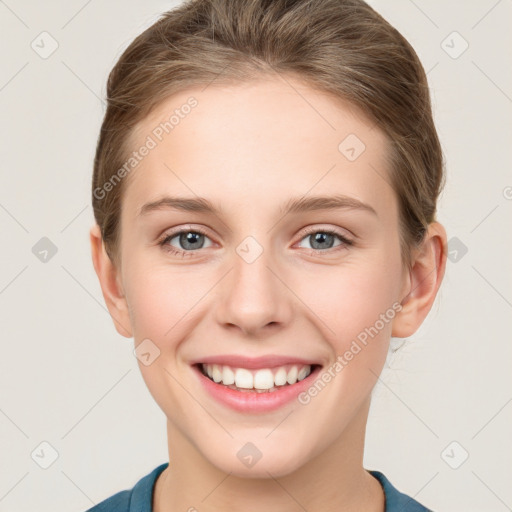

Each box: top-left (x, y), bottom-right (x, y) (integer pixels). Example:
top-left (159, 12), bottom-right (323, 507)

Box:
top-left (180, 232), bottom-right (203, 250)
top-left (311, 232), bottom-right (334, 250)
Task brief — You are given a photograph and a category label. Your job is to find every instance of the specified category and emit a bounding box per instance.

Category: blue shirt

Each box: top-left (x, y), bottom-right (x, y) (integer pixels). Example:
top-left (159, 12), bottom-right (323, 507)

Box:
top-left (85, 463), bottom-right (433, 511)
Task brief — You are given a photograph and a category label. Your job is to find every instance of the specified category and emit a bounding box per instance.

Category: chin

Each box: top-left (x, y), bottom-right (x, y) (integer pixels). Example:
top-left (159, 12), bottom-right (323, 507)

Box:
top-left (203, 440), bottom-right (311, 479)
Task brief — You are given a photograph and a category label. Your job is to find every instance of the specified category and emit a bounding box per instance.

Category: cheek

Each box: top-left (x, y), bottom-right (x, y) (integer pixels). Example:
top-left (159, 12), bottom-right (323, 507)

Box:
top-left (124, 262), bottom-right (212, 345)
top-left (299, 255), bottom-right (402, 356)
top-left (123, 265), bottom-right (204, 411)
top-left (126, 274), bottom-right (174, 338)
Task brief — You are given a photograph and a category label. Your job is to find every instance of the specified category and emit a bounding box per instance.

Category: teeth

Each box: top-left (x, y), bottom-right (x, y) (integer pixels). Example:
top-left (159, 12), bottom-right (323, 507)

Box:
top-left (274, 367), bottom-right (287, 386)
top-left (222, 365), bottom-right (235, 385)
top-left (234, 368), bottom-right (253, 389)
top-left (212, 364), bottom-right (222, 383)
top-left (286, 366), bottom-right (298, 384)
top-left (201, 363), bottom-right (313, 390)
top-left (297, 366), bottom-right (310, 381)
top-left (253, 369), bottom-right (274, 390)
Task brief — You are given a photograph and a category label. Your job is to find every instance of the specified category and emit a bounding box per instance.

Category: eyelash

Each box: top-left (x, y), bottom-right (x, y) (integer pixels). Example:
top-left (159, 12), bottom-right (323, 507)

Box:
top-left (157, 225), bottom-right (354, 257)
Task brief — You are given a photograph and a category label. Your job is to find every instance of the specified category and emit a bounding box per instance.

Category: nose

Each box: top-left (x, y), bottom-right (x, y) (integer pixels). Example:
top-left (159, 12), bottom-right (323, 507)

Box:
top-left (215, 243), bottom-right (293, 337)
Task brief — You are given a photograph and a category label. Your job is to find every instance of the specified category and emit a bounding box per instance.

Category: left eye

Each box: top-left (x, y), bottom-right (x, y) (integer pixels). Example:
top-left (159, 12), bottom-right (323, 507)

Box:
top-left (297, 230), bottom-right (352, 251)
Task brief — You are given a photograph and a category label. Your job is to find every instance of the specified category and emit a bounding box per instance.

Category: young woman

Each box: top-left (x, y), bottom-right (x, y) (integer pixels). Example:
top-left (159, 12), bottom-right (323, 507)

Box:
top-left (88, 0), bottom-right (447, 510)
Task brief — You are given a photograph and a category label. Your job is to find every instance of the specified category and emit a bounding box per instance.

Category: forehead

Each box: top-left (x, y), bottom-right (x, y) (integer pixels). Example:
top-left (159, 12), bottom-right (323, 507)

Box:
top-left (122, 76), bottom-right (396, 221)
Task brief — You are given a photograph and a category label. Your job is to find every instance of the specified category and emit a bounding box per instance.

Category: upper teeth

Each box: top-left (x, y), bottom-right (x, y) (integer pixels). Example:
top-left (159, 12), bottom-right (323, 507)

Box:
top-left (202, 363), bottom-right (312, 389)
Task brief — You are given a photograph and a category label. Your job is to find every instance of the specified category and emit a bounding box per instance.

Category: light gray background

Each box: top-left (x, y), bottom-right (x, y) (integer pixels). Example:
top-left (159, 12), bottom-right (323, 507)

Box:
top-left (0, 1), bottom-right (511, 511)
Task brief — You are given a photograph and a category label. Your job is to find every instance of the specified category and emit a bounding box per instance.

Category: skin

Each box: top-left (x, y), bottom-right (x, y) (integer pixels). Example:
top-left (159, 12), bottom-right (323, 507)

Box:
top-left (90, 75), bottom-right (447, 512)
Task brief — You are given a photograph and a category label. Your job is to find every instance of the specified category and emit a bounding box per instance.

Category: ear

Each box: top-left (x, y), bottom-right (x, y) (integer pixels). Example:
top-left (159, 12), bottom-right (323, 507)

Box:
top-left (90, 224), bottom-right (133, 338)
top-left (392, 222), bottom-right (447, 338)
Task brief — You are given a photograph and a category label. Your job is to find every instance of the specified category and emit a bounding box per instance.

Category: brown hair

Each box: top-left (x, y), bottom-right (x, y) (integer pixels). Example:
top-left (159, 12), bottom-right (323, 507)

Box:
top-left (92, 0), bottom-right (444, 268)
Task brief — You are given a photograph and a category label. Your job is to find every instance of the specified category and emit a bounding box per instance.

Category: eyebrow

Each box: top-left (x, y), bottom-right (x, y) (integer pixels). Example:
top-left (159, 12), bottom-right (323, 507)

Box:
top-left (138, 194), bottom-right (377, 218)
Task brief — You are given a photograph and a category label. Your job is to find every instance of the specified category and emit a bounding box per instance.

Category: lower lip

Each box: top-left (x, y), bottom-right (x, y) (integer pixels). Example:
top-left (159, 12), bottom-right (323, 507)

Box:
top-left (192, 364), bottom-right (322, 413)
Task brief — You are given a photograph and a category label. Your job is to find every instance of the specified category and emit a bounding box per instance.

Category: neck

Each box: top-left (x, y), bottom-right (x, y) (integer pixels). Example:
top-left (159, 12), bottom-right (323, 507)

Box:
top-left (153, 396), bottom-right (384, 512)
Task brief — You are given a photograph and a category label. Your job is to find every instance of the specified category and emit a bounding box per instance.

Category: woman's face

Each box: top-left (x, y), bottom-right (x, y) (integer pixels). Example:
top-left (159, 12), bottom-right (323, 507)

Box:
top-left (115, 76), bottom-right (410, 477)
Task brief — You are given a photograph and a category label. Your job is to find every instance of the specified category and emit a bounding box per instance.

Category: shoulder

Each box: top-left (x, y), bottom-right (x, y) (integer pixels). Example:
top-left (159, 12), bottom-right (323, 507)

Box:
top-left (84, 462), bottom-right (169, 512)
top-left (84, 490), bottom-right (131, 512)
top-left (369, 470), bottom-right (434, 512)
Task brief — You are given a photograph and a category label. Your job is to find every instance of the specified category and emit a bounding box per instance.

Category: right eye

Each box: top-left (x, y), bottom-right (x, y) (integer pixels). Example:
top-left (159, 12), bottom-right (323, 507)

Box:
top-left (158, 227), bottom-right (214, 256)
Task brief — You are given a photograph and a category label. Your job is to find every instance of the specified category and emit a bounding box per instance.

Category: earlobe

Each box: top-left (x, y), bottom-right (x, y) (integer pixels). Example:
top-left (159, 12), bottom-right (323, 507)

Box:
top-left (391, 222), bottom-right (447, 338)
top-left (89, 224), bottom-right (133, 338)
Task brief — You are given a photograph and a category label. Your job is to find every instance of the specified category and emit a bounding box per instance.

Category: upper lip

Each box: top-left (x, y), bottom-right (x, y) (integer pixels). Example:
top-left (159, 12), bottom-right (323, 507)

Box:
top-left (190, 354), bottom-right (322, 369)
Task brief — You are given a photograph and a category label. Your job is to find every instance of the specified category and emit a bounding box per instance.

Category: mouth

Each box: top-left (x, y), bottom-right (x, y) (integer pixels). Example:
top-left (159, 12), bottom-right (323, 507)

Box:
top-left (190, 354), bottom-right (324, 412)
top-left (193, 362), bottom-right (322, 393)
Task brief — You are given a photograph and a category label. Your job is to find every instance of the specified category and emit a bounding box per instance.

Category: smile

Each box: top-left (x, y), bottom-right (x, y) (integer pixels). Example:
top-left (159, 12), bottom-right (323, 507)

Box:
top-left (192, 361), bottom-right (323, 413)
top-left (199, 363), bottom-right (315, 392)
